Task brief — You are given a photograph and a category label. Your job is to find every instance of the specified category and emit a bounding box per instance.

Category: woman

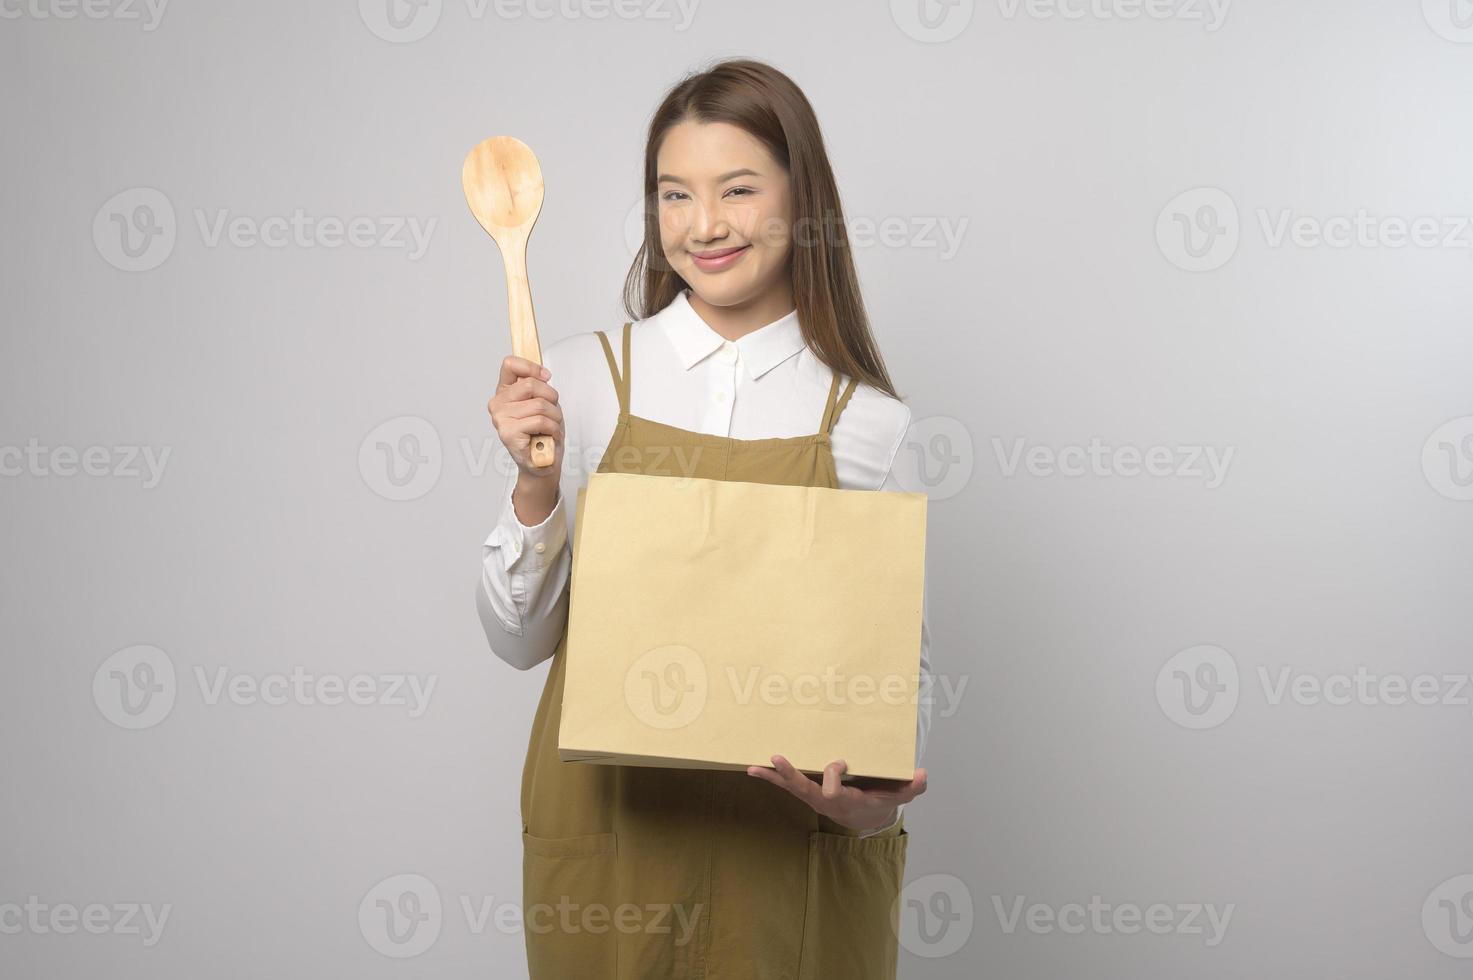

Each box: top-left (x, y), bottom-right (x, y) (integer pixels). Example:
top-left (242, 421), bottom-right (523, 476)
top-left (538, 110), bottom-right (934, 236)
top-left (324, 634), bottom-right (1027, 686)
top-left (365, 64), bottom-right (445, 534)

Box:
top-left (478, 57), bottom-right (933, 979)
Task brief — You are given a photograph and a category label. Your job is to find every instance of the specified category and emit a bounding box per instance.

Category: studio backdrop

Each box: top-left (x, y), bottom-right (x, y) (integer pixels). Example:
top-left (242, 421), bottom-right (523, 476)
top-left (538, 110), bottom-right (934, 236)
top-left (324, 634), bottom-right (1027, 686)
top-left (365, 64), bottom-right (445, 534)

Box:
top-left (3, 1), bottom-right (1471, 977)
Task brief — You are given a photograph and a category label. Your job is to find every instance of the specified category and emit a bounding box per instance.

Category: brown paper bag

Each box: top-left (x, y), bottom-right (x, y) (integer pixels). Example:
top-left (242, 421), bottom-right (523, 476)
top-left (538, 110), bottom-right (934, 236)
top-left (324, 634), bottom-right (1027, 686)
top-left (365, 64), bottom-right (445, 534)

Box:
top-left (558, 471), bottom-right (926, 781)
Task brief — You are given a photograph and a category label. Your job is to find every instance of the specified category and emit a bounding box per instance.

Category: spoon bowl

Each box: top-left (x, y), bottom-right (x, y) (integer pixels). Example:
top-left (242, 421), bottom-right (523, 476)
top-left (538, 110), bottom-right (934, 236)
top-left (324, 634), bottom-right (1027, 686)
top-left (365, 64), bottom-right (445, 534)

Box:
top-left (462, 135), bottom-right (554, 468)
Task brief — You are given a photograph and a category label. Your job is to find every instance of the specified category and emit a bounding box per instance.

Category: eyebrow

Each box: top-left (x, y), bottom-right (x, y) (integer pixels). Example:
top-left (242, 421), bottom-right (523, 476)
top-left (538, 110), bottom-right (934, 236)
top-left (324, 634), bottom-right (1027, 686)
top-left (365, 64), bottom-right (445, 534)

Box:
top-left (656, 168), bottom-right (762, 185)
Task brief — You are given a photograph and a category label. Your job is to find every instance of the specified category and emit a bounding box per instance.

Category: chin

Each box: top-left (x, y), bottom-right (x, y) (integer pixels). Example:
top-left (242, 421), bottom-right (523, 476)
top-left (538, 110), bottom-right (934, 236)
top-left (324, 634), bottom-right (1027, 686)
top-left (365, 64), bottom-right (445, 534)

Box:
top-left (679, 266), bottom-right (767, 308)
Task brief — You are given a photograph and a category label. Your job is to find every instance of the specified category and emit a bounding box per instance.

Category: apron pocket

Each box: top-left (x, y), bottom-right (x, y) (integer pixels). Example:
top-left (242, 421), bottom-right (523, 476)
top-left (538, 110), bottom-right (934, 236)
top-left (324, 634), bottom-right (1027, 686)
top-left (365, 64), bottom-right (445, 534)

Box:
top-left (522, 831), bottom-right (618, 979)
top-left (797, 828), bottom-right (909, 980)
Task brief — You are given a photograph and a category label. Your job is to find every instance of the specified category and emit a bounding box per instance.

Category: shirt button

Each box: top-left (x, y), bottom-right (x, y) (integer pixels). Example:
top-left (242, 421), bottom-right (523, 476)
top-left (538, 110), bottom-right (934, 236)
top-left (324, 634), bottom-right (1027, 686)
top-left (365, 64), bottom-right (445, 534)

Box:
top-left (534, 541), bottom-right (546, 554)
top-left (720, 342), bottom-right (738, 364)
top-left (715, 390), bottom-right (728, 402)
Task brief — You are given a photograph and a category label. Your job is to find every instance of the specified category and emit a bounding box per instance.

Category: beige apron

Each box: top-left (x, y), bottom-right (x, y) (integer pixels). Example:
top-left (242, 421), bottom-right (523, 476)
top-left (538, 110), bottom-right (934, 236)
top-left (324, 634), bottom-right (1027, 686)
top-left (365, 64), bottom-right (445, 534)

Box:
top-left (520, 321), bottom-right (908, 979)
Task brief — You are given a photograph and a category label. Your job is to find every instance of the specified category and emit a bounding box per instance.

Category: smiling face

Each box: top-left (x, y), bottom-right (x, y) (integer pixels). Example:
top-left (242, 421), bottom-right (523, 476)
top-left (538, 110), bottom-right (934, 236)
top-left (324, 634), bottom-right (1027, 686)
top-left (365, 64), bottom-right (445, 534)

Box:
top-left (655, 119), bottom-right (794, 311)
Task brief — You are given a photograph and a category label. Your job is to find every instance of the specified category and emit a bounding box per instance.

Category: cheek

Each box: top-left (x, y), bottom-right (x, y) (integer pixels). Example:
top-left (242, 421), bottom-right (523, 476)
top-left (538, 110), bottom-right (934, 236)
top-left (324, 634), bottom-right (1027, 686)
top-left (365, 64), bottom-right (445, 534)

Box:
top-left (749, 205), bottom-right (792, 253)
top-left (656, 204), bottom-right (687, 249)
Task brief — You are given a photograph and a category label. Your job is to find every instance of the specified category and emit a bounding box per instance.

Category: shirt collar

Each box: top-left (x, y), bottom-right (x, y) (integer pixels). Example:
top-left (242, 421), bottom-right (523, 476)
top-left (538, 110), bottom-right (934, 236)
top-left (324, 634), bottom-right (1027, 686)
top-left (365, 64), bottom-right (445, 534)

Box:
top-left (659, 288), bottom-right (806, 381)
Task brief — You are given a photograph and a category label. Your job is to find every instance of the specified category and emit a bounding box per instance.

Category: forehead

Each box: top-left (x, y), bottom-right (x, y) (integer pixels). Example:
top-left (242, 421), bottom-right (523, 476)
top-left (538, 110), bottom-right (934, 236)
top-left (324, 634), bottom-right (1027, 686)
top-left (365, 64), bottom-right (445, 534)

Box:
top-left (657, 120), bottom-right (778, 175)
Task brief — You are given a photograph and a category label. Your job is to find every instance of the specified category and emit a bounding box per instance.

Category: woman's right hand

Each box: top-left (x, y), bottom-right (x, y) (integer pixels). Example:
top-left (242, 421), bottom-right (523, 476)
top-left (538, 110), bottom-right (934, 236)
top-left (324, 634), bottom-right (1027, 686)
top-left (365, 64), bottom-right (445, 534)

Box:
top-left (488, 355), bottom-right (564, 520)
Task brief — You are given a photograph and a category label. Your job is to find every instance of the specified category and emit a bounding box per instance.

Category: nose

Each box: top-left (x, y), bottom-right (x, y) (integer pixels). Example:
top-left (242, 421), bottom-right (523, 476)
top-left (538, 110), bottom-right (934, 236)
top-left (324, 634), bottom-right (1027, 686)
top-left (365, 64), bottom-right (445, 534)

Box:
top-left (689, 195), bottom-right (730, 245)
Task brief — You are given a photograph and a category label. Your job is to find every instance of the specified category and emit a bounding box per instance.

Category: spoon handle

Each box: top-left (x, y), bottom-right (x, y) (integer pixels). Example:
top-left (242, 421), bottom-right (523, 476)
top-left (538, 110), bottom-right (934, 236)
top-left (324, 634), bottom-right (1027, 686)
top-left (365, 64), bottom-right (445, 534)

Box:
top-left (502, 239), bottom-right (555, 468)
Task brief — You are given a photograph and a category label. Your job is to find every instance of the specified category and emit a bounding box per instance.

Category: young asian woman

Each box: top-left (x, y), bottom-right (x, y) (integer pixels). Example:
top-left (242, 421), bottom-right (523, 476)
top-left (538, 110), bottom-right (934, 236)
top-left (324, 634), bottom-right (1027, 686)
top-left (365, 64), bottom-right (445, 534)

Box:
top-left (478, 58), bottom-right (933, 980)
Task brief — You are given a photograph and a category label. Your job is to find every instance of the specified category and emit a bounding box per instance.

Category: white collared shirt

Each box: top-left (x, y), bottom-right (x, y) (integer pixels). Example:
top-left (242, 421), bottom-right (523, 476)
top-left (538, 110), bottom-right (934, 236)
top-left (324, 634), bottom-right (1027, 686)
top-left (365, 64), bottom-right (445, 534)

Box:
top-left (477, 289), bottom-right (932, 832)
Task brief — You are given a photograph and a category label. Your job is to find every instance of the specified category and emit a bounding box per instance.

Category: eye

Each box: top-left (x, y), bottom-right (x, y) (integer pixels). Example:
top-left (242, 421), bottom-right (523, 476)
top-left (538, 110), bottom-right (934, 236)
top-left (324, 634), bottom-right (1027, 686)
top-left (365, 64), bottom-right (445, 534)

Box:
top-left (661, 190), bottom-right (688, 202)
top-left (725, 187), bottom-right (754, 198)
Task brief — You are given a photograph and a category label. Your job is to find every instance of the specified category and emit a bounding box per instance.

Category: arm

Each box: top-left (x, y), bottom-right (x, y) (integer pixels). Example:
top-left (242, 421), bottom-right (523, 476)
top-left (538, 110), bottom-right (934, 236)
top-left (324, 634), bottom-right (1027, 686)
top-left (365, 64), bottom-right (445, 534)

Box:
top-left (475, 345), bottom-right (574, 670)
top-left (475, 469), bottom-right (572, 670)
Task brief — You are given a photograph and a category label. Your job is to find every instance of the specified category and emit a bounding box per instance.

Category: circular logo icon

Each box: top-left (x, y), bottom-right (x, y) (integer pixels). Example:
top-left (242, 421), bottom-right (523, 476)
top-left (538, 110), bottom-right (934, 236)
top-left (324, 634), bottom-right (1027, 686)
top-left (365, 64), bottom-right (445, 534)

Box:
top-left (624, 192), bottom-right (652, 259)
top-left (93, 187), bottom-right (176, 273)
top-left (624, 645), bottom-right (707, 730)
top-left (1155, 644), bottom-right (1239, 730)
top-left (1156, 186), bottom-right (1239, 272)
top-left (93, 644), bottom-right (177, 730)
top-left (891, 414), bottom-right (973, 501)
top-left (359, 416), bottom-right (442, 502)
top-left (1423, 874), bottom-right (1473, 957)
top-left (895, 872), bottom-right (973, 958)
top-left (890, 0), bottom-right (975, 43)
top-left (359, 873), bottom-right (442, 958)
top-left (358, 0), bottom-right (442, 42)
top-left (1421, 416), bottom-right (1473, 501)
top-left (1423, 0), bottom-right (1473, 42)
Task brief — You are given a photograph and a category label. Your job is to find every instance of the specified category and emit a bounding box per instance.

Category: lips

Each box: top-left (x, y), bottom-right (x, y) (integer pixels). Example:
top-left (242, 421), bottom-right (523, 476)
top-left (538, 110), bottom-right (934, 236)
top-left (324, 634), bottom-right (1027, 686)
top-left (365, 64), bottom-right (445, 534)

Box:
top-left (690, 244), bottom-right (752, 271)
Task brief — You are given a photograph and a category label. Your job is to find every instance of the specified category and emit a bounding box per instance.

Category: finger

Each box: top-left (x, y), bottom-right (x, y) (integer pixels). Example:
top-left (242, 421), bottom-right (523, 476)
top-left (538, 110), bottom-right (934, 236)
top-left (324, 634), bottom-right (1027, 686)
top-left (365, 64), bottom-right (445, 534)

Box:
top-left (746, 764), bottom-right (805, 799)
top-left (821, 760), bottom-right (847, 800)
top-left (769, 755), bottom-right (822, 803)
top-left (498, 356), bottom-right (550, 389)
top-left (746, 765), bottom-right (782, 786)
top-left (854, 768), bottom-right (929, 807)
top-left (507, 416), bottom-right (564, 443)
top-left (496, 376), bottom-right (560, 407)
top-left (499, 396), bottom-right (564, 424)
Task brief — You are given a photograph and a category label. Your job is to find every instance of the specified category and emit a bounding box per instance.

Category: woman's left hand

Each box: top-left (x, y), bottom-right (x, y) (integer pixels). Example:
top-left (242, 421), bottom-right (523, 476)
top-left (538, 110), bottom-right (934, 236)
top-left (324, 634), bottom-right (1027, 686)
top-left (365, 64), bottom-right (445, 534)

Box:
top-left (746, 755), bottom-right (927, 833)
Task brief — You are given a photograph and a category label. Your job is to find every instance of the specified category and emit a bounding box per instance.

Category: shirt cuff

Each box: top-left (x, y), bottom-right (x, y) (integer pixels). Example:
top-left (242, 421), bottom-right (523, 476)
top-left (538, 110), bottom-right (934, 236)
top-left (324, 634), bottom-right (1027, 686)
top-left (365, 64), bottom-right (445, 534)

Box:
top-left (854, 802), bottom-right (906, 839)
top-left (486, 475), bottom-right (567, 574)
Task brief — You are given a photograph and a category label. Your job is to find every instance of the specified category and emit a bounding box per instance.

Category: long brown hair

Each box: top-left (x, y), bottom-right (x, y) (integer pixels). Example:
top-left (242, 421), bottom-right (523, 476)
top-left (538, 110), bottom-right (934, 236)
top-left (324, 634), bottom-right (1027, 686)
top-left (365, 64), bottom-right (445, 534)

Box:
top-left (622, 58), bottom-right (899, 399)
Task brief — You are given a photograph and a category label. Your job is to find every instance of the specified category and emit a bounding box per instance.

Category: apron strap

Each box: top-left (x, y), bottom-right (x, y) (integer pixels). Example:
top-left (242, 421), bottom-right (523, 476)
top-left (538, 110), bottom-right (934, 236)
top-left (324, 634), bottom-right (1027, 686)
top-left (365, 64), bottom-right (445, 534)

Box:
top-left (596, 322), bottom-right (633, 415)
top-left (819, 368), bottom-right (859, 435)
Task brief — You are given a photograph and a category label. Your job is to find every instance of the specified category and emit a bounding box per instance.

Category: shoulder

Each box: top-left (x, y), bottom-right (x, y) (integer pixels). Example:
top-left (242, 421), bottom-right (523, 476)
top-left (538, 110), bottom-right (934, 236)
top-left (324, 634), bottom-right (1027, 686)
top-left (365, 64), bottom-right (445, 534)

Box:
top-left (799, 352), bottom-right (912, 491)
top-left (542, 317), bottom-right (661, 377)
top-left (541, 328), bottom-right (615, 376)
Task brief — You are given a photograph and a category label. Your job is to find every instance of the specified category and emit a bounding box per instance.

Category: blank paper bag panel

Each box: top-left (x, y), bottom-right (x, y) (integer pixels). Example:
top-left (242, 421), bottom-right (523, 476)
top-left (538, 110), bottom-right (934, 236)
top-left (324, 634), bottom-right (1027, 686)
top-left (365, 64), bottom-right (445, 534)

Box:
top-left (559, 471), bottom-right (926, 781)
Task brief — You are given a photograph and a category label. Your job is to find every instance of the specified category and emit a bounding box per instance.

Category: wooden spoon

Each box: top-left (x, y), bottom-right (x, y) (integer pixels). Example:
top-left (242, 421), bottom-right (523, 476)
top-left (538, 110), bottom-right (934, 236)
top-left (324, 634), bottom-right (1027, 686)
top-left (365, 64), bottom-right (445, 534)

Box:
top-left (462, 135), bottom-right (554, 468)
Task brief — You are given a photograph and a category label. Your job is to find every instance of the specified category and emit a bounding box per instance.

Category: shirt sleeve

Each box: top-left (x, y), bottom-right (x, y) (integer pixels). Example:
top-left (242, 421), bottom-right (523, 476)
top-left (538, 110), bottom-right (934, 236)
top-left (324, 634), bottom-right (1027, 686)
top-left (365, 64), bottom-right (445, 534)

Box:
top-left (476, 402), bottom-right (575, 670)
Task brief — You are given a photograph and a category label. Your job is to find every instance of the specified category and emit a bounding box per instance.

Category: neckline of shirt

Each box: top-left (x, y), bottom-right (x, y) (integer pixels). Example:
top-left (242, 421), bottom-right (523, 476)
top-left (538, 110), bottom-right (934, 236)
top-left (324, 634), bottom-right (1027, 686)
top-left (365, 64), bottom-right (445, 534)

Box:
top-left (656, 288), bottom-right (807, 381)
